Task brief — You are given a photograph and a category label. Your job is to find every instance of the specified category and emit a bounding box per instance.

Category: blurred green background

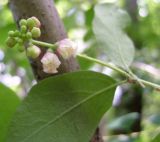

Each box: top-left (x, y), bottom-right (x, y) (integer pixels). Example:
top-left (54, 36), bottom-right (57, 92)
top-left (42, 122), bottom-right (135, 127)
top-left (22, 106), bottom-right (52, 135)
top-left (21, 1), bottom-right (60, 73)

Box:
top-left (0, 0), bottom-right (160, 141)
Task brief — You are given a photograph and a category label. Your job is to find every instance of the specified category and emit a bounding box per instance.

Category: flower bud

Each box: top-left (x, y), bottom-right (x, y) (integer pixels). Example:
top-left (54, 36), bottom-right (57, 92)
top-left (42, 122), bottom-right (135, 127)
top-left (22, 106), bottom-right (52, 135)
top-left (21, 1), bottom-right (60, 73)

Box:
top-left (17, 44), bottom-right (25, 52)
top-left (17, 38), bottom-right (23, 44)
top-left (15, 38), bottom-right (25, 52)
top-left (21, 25), bottom-right (27, 33)
top-left (31, 17), bottom-right (41, 28)
top-left (41, 52), bottom-right (61, 74)
top-left (8, 31), bottom-right (15, 37)
top-left (26, 32), bottom-right (32, 39)
top-left (31, 27), bottom-right (41, 38)
top-left (26, 45), bottom-right (41, 59)
top-left (19, 19), bottom-right (27, 26)
top-left (8, 30), bottom-right (20, 37)
top-left (6, 37), bottom-right (16, 48)
top-left (21, 34), bottom-right (26, 39)
top-left (27, 17), bottom-right (36, 29)
top-left (27, 17), bottom-right (41, 29)
top-left (14, 30), bottom-right (21, 37)
top-left (56, 38), bottom-right (77, 59)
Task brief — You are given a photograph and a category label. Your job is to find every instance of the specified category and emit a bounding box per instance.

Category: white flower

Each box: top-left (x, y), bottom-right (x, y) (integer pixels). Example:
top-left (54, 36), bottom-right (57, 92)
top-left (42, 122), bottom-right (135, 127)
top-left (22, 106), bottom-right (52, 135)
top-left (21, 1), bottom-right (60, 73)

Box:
top-left (56, 38), bottom-right (77, 59)
top-left (41, 52), bottom-right (61, 74)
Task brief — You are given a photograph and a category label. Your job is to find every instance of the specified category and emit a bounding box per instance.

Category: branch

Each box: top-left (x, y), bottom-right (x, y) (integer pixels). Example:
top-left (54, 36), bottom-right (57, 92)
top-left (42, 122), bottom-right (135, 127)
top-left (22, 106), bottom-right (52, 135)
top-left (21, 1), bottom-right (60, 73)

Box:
top-left (77, 54), bottom-right (160, 90)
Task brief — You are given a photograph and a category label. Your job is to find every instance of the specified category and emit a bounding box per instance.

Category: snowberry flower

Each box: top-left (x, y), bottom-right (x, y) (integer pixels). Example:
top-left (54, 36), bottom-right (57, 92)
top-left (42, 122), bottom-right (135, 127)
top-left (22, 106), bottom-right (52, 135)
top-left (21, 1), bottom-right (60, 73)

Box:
top-left (26, 45), bottom-right (41, 59)
top-left (56, 38), bottom-right (77, 59)
top-left (41, 52), bottom-right (61, 74)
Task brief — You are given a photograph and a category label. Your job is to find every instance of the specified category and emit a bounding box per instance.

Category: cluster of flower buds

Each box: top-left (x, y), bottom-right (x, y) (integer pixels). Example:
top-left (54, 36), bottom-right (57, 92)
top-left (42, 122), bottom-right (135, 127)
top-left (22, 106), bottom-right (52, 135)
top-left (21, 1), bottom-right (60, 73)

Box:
top-left (6, 17), bottom-right (41, 54)
top-left (6, 17), bottom-right (77, 74)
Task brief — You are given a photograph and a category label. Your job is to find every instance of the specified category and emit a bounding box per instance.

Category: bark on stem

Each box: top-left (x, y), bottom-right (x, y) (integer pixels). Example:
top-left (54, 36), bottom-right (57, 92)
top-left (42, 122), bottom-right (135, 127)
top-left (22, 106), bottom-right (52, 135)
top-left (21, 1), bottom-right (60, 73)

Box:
top-left (9, 0), bottom-right (101, 141)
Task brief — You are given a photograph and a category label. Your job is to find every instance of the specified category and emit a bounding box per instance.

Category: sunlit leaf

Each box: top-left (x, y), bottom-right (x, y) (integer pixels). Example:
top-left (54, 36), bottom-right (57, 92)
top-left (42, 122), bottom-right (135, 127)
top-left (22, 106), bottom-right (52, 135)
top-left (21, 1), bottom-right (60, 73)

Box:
top-left (93, 3), bottom-right (135, 70)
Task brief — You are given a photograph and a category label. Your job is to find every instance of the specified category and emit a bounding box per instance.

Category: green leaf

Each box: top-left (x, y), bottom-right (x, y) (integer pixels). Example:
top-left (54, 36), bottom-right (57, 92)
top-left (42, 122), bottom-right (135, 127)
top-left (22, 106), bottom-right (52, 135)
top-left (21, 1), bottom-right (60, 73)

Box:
top-left (152, 133), bottom-right (160, 142)
top-left (7, 71), bottom-right (117, 142)
top-left (93, 3), bottom-right (135, 70)
top-left (85, 7), bottom-right (94, 26)
top-left (149, 114), bottom-right (160, 125)
top-left (108, 112), bottom-right (140, 133)
top-left (0, 83), bottom-right (20, 142)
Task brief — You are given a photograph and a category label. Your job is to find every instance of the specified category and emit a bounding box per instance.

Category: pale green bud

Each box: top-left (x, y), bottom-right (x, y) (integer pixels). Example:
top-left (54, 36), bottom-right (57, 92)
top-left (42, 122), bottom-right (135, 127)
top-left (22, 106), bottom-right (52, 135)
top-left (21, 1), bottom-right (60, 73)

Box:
top-left (26, 45), bottom-right (41, 59)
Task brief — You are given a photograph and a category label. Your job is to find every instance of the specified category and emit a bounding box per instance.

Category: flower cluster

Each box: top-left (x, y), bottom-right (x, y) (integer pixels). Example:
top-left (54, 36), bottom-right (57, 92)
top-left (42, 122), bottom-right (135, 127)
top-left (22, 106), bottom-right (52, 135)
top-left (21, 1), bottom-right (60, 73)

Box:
top-left (40, 38), bottom-right (77, 74)
top-left (6, 17), bottom-right (77, 74)
top-left (6, 17), bottom-right (41, 52)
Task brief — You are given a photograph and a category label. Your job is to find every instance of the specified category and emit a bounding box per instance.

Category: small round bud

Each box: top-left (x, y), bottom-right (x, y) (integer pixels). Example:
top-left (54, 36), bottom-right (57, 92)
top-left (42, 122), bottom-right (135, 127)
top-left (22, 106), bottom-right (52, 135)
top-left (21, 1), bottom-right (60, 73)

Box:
top-left (21, 34), bottom-right (26, 39)
top-left (31, 17), bottom-right (41, 28)
top-left (19, 19), bottom-right (27, 26)
top-left (56, 38), bottom-right (77, 59)
top-left (14, 30), bottom-right (21, 37)
top-left (17, 38), bottom-right (23, 44)
top-left (31, 27), bottom-right (41, 38)
top-left (8, 31), bottom-right (15, 37)
top-left (21, 25), bottom-right (27, 33)
top-left (6, 37), bottom-right (16, 48)
top-left (14, 37), bottom-right (18, 42)
top-left (27, 17), bottom-right (41, 29)
top-left (26, 32), bottom-right (32, 39)
top-left (15, 39), bottom-right (24, 52)
top-left (17, 44), bottom-right (25, 52)
top-left (41, 52), bottom-right (61, 74)
top-left (26, 45), bottom-right (41, 59)
top-left (27, 18), bottom-right (35, 29)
